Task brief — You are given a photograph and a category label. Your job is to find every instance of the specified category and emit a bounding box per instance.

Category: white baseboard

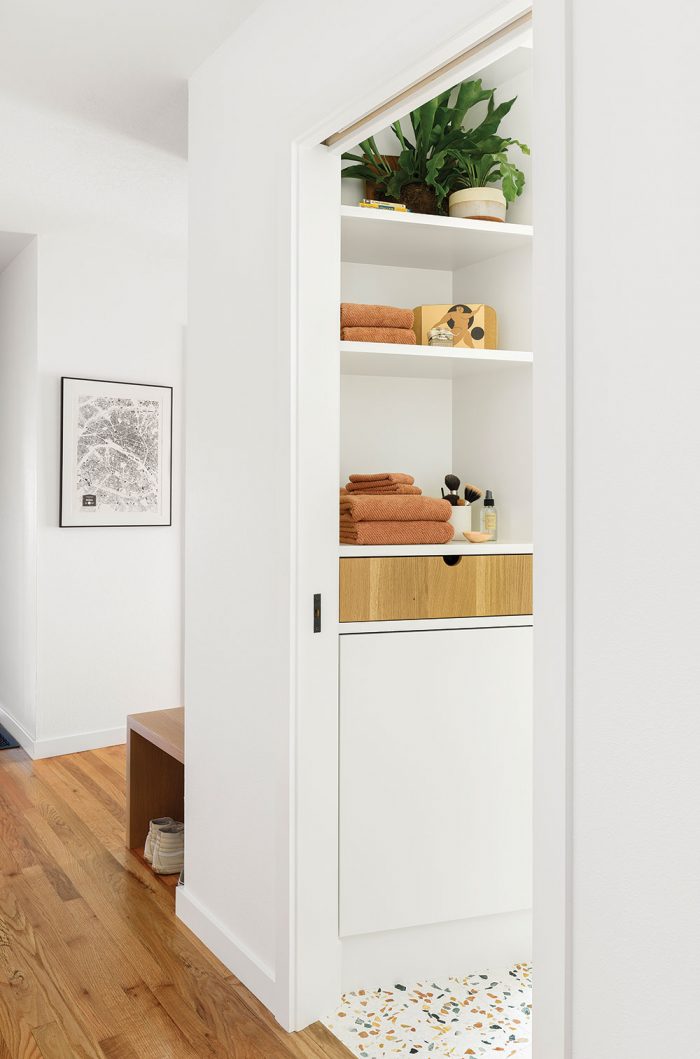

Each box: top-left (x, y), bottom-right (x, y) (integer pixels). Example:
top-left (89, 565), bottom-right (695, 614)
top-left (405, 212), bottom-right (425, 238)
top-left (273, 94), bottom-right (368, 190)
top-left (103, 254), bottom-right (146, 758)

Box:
top-left (176, 885), bottom-right (279, 1017)
top-left (0, 704), bottom-right (36, 757)
top-left (32, 726), bottom-right (126, 759)
top-left (341, 908), bottom-right (532, 993)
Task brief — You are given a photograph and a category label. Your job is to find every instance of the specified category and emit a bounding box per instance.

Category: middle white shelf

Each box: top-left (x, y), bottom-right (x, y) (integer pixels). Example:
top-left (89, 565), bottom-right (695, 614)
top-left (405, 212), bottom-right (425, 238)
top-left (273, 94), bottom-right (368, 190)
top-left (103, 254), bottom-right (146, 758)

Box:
top-left (340, 340), bottom-right (532, 380)
top-left (339, 541), bottom-right (533, 557)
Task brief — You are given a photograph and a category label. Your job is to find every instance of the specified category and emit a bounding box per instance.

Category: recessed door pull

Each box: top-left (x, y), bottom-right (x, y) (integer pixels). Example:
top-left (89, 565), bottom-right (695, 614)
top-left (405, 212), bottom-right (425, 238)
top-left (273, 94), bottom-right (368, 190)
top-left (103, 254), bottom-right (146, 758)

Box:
top-left (313, 593), bottom-right (322, 633)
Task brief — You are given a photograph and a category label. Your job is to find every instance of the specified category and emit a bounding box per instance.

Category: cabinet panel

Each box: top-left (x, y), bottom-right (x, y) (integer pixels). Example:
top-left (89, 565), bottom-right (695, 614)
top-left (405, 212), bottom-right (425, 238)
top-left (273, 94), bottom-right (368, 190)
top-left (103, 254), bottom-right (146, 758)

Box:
top-left (339, 554), bottom-right (532, 622)
top-left (339, 626), bottom-right (532, 937)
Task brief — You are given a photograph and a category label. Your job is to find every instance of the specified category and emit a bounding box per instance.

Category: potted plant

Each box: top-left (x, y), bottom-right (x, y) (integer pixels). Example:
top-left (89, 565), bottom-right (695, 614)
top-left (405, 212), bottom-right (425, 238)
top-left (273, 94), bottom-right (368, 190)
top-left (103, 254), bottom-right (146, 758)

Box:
top-left (341, 79), bottom-right (529, 218)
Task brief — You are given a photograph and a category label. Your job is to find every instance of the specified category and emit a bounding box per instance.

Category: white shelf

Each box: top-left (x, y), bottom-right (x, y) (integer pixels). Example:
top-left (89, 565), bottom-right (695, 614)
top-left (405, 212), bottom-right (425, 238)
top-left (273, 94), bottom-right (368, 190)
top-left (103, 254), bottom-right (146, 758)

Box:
top-left (340, 205), bottom-right (532, 271)
top-left (341, 340), bottom-right (532, 379)
top-left (339, 542), bottom-right (533, 558)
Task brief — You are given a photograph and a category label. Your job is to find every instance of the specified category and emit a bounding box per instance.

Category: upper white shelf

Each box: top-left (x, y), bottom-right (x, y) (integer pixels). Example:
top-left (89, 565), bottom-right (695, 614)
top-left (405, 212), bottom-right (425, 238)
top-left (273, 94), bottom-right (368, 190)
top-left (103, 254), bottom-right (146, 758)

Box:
top-left (340, 205), bottom-right (533, 271)
top-left (341, 340), bottom-right (532, 379)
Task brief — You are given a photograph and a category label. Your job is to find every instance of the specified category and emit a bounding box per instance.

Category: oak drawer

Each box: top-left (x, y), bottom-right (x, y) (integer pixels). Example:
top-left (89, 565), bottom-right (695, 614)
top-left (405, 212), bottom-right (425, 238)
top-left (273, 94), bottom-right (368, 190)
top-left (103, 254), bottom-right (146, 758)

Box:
top-left (339, 554), bottom-right (532, 622)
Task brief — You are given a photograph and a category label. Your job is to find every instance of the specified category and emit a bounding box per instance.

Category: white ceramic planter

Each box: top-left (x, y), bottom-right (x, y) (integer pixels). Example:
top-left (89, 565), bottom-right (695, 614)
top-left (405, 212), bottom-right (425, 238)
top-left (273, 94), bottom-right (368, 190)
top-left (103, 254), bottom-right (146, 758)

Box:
top-left (449, 187), bottom-right (507, 223)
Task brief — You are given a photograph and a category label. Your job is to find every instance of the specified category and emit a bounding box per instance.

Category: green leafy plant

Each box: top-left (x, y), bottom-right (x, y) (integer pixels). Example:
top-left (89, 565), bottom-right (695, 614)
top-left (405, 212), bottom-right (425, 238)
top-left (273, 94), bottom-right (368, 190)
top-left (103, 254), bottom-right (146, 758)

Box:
top-left (341, 79), bottom-right (530, 214)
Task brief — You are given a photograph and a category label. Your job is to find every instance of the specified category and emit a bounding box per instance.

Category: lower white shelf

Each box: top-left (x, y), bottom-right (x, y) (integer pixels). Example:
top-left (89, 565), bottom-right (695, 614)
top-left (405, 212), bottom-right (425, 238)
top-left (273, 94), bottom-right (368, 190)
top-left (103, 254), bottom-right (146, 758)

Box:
top-left (339, 541), bottom-right (533, 558)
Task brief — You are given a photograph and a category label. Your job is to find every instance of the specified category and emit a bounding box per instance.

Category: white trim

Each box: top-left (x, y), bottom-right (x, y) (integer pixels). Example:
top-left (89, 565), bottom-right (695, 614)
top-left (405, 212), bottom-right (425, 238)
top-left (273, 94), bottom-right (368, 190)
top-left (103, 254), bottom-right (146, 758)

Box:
top-left (340, 615), bottom-right (533, 635)
top-left (32, 725), bottom-right (126, 760)
top-left (0, 707), bottom-right (126, 760)
top-left (532, 0), bottom-right (573, 1057)
top-left (292, 143), bottom-right (344, 1031)
top-left (306, 0), bottom-right (533, 152)
top-left (176, 886), bottom-right (277, 1014)
top-left (0, 703), bottom-right (36, 757)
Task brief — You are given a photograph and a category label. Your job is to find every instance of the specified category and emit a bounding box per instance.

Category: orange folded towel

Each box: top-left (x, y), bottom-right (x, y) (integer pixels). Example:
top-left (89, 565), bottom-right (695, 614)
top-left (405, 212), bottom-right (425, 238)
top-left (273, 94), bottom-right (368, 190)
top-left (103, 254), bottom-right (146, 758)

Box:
top-left (340, 521), bottom-right (455, 545)
top-left (341, 303), bottom-right (415, 329)
top-left (340, 495), bottom-right (451, 522)
top-left (349, 473), bottom-right (414, 484)
top-left (341, 327), bottom-right (417, 345)
top-left (345, 483), bottom-right (422, 495)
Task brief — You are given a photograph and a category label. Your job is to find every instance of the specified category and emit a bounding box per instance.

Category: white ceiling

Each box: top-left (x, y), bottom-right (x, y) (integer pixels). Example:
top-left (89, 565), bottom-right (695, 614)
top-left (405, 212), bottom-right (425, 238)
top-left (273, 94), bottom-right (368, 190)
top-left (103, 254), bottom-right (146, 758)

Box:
top-left (0, 0), bottom-right (262, 157)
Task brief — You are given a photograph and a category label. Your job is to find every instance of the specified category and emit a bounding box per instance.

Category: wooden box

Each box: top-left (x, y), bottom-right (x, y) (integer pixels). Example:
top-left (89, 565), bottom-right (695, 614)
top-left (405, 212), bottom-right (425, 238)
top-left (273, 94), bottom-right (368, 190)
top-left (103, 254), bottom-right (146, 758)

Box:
top-left (413, 303), bottom-right (498, 349)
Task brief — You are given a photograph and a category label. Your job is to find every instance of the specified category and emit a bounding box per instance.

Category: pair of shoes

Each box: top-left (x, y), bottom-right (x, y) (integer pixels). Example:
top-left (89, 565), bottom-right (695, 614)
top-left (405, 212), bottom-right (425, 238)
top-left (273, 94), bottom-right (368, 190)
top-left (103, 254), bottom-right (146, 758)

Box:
top-left (144, 816), bottom-right (175, 863)
top-left (151, 823), bottom-right (184, 876)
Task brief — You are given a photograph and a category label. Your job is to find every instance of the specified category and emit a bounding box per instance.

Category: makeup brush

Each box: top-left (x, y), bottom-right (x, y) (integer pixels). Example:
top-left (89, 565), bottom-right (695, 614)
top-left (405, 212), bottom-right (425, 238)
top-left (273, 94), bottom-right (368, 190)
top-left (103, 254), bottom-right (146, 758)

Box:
top-left (463, 484), bottom-right (482, 505)
top-left (442, 473), bottom-right (461, 506)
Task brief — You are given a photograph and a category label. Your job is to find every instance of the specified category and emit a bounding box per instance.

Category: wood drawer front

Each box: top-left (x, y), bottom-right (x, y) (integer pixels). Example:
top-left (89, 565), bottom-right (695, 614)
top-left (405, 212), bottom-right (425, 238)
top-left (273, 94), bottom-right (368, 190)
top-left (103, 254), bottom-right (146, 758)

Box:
top-left (339, 554), bottom-right (532, 622)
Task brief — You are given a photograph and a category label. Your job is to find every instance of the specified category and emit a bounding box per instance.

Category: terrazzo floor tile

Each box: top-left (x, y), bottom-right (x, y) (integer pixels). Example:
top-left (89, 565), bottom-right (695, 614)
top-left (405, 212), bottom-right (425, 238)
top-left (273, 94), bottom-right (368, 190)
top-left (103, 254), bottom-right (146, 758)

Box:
top-left (323, 963), bottom-right (531, 1058)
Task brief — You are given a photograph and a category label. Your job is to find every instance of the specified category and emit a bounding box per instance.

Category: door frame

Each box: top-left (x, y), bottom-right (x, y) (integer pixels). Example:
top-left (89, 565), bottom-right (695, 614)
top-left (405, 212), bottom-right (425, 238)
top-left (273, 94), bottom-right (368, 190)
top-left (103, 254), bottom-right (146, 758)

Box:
top-left (289, 2), bottom-right (573, 1052)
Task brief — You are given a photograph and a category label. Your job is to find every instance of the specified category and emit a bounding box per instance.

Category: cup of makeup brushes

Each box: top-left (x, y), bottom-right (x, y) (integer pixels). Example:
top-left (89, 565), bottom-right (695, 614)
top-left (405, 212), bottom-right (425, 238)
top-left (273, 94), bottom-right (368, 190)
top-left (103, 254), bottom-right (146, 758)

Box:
top-left (448, 505), bottom-right (472, 539)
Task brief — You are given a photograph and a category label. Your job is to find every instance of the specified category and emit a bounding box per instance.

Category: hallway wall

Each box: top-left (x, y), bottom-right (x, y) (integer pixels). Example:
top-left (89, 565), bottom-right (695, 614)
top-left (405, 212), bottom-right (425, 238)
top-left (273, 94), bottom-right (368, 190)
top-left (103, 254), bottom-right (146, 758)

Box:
top-left (34, 231), bottom-right (185, 755)
top-left (0, 239), bottom-right (38, 748)
top-left (0, 96), bottom-right (187, 757)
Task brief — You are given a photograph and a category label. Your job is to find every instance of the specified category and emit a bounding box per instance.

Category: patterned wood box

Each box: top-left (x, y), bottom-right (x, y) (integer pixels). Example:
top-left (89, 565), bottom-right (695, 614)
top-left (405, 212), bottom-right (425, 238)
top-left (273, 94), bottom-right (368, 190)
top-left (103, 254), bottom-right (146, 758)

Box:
top-left (413, 302), bottom-right (498, 349)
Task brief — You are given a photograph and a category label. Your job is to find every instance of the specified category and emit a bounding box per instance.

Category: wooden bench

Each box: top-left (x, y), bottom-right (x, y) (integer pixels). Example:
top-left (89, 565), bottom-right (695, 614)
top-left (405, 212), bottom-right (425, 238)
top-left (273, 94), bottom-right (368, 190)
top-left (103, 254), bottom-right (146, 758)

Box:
top-left (126, 707), bottom-right (184, 850)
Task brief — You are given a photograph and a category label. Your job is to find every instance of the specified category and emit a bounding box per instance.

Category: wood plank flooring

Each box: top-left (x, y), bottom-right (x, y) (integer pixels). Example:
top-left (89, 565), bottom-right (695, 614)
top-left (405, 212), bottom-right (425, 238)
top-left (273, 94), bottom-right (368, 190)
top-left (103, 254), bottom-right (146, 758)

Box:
top-left (0, 745), bottom-right (353, 1059)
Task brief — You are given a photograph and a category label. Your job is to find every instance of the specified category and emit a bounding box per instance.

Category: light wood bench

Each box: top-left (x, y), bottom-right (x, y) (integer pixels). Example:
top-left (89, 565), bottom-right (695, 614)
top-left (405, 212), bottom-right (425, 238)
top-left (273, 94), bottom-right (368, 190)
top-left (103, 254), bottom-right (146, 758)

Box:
top-left (126, 707), bottom-right (184, 850)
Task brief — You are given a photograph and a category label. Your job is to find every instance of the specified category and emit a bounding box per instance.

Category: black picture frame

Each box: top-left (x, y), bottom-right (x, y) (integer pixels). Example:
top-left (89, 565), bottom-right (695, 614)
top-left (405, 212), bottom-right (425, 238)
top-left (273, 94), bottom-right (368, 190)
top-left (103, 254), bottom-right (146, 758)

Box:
top-left (59, 376), bottom-right (174, 528)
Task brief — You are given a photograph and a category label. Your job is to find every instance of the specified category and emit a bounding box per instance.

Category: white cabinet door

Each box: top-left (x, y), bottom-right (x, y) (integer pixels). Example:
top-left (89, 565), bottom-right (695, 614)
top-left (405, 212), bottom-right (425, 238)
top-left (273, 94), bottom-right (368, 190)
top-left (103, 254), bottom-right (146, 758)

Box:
top-left (339, 626), bottom-right (532, 937)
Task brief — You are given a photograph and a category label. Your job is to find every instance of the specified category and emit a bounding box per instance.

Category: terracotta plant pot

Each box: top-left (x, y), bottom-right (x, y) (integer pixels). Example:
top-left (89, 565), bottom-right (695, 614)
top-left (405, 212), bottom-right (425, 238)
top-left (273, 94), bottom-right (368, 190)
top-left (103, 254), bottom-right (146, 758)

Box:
top-left (364, 155), bottom-right (399, 203)
top-left (399, 182), bottom-right (439, 215)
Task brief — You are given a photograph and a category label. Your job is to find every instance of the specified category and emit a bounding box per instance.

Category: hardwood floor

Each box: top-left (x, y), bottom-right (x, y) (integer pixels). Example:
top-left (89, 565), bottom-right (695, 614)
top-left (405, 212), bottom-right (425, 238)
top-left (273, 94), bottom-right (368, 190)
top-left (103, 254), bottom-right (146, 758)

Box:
top-left (0, 745), bottom-right (353, 1059)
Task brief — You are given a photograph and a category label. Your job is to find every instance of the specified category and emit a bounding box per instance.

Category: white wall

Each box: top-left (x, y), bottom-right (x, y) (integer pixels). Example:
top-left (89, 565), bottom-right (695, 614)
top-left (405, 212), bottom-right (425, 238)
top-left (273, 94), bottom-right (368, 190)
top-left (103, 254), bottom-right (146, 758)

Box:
top-left (567, 1), bottom-right (700, 1056)
top-left (340, 375), bottom-right (452, 497)
top-left (0, 97), bottom-right (187, 757)
top-left (453, 364), bottom-right (532, 541)
top-left (0, 239), bottom-right (38, 748)
top-left (185, 0), bottom-right (517, 1030)
top-left (35, 233), bottom-right (185, 755)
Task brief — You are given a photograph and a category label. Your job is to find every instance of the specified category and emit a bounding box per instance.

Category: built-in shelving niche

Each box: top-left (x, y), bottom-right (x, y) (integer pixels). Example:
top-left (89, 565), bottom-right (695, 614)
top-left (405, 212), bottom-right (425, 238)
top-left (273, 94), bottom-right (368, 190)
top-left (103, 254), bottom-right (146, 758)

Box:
top-left (339, 41), bottom-right (533, 549)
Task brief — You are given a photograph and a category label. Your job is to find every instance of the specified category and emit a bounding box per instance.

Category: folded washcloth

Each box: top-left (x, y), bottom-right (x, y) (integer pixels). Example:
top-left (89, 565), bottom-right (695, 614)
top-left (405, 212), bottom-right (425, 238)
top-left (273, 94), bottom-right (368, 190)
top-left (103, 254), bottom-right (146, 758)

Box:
top-left (341, 326), bottom-right (417, 345)
top-left (340, 520), bottom-right (455, 545)
top-left (349, 473), bottom-right (415, 484)
top-left (340, 495), bottom-right (451, 522)
top-left (341, 303), bottom-right (415, 329)
top-left (345, 483), bottom-right (423, 495)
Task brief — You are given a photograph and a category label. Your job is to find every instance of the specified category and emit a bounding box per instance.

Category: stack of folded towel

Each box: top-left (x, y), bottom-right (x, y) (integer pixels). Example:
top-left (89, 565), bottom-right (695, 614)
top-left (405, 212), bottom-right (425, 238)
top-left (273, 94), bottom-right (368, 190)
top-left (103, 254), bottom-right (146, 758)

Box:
top-left (340, 303), bottom-right (416, 345)
top-left (340, 486), bottom-right (453, 545)
top-left (344, 472), bottom-right (421, 495)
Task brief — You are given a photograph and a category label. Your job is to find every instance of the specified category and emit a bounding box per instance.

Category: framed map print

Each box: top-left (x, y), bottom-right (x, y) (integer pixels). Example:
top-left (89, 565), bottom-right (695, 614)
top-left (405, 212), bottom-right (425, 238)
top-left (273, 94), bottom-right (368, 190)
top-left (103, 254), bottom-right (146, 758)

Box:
top-left (60, 377), bottom-right (173, 527)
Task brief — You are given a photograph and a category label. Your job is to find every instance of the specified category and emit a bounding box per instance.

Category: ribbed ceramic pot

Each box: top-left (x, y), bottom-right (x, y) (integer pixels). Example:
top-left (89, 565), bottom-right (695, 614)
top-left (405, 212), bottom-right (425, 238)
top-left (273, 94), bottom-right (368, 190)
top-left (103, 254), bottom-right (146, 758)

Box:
top-left (449, 187), bottom-right (507, 222)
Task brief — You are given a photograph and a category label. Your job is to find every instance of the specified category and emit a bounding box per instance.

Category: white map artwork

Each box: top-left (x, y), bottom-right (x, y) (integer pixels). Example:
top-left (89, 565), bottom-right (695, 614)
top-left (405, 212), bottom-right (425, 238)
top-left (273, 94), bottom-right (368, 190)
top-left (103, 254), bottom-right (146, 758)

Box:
top-left (76, 393), bottom-right (161, 512)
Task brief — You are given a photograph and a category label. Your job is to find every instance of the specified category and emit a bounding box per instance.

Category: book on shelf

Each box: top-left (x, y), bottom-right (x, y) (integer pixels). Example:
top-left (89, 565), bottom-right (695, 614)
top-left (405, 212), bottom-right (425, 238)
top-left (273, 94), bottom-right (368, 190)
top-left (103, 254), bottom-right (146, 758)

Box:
top-left (358, 199), bottom-right (409, 213)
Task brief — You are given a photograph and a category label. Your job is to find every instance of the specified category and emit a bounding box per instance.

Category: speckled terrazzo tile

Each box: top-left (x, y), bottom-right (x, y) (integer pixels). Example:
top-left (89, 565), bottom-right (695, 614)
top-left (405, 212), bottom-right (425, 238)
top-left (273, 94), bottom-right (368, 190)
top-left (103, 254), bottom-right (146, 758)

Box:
top-left (323, 963), bottom-right (531, 1058)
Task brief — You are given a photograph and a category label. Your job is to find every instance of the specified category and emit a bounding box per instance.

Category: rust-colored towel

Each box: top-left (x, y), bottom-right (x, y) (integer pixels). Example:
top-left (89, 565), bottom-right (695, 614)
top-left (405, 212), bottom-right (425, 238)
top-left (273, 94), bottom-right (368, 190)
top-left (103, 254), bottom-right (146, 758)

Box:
top-left (340, 521), bottom-right (455, 545)
top-left (345, 483), bottom-right (423, 495)
top-left (340, 496), bottom-right (451, 522)
top-left (341, 326), bottom-right (417, 345)
top-left (341, 303), bottom-right (414, 329)
top-left (349, 473), bottom-right (414, 484)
